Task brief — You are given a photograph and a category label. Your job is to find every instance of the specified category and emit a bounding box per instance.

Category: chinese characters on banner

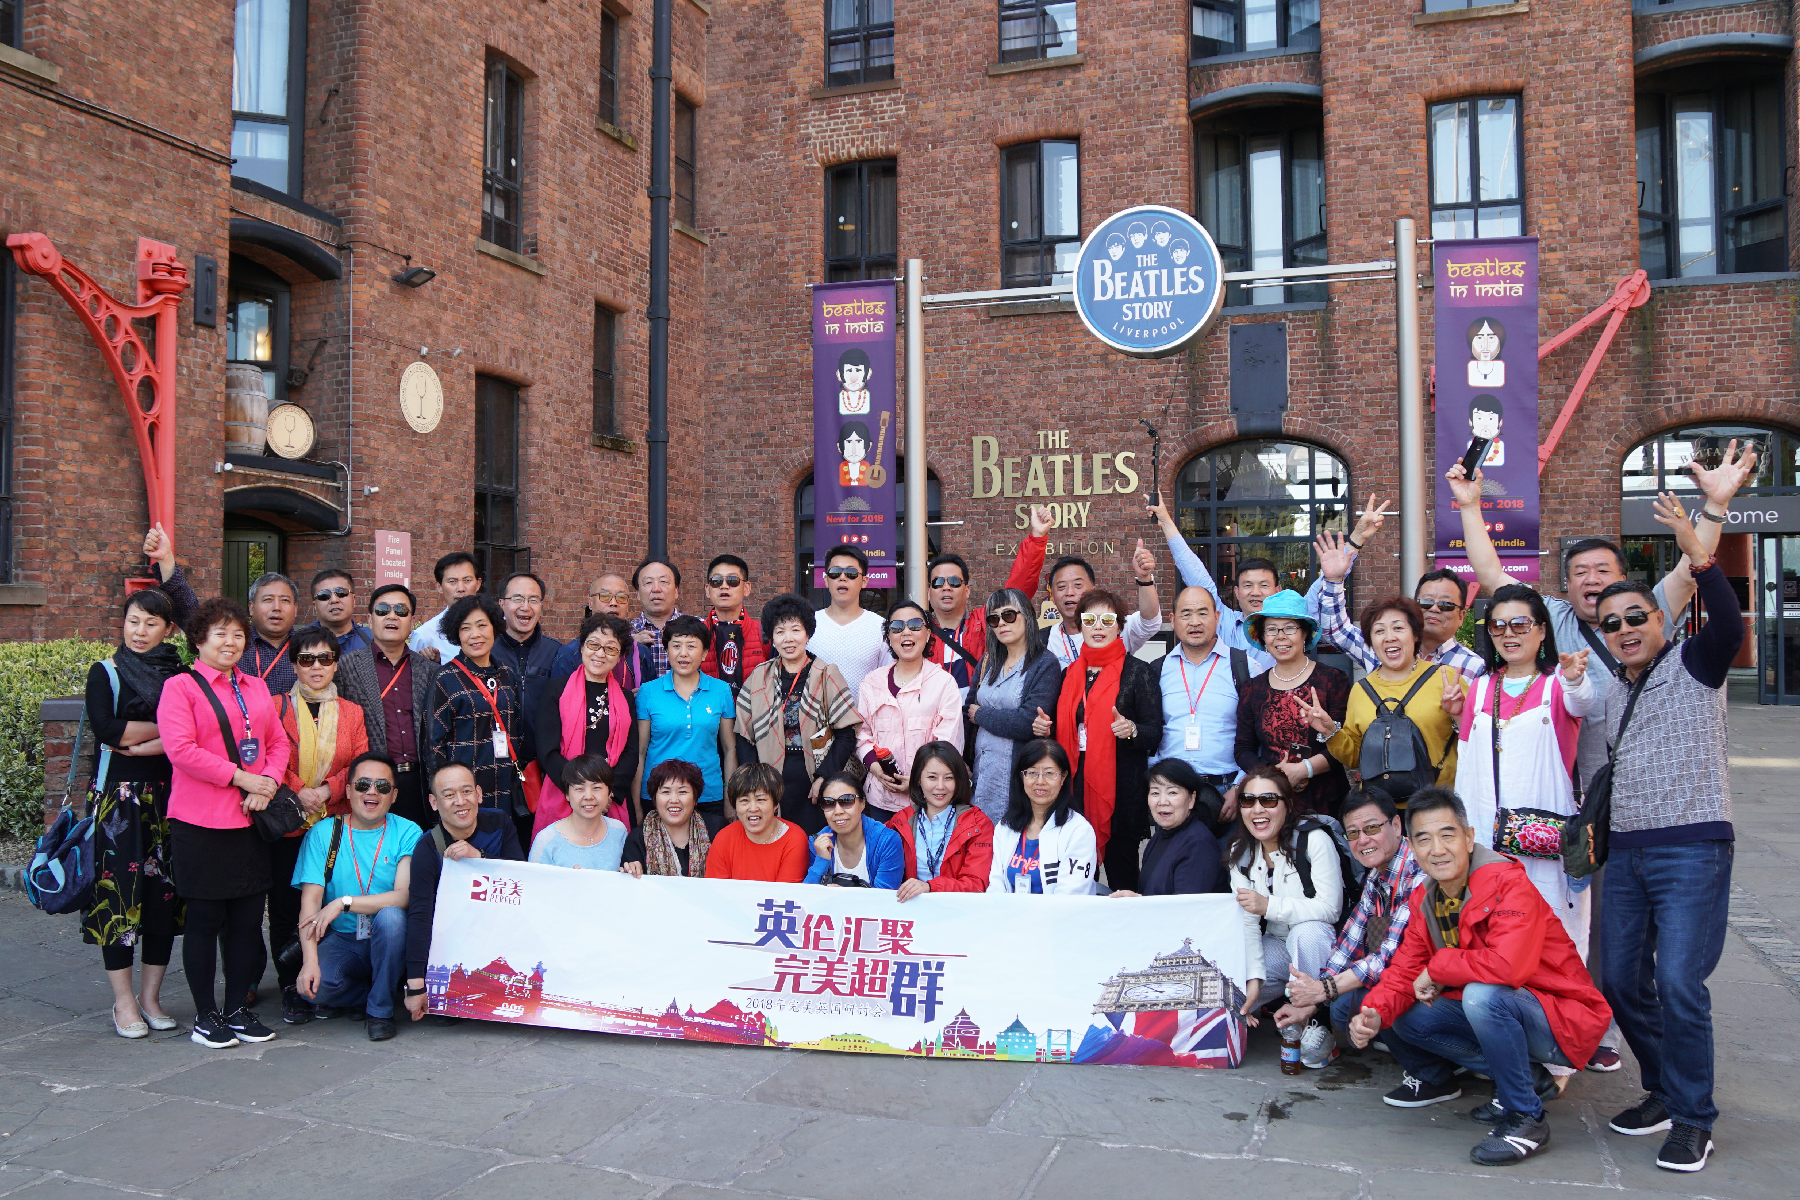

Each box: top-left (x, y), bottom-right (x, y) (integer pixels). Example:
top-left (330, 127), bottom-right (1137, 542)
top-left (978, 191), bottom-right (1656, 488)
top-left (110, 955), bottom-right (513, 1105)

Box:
top-left (813, 280), bottom-right (898, 588)
top-left (427, 861), bottom-right (1249, 1069)
top-left (1433, 238), bottom-right (1541, 582)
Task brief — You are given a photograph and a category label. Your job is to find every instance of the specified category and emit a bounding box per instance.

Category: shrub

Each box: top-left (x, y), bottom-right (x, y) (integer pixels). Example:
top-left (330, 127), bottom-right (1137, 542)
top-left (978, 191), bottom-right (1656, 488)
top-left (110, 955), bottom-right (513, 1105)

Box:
top-left (0, 638), bottom-right (127, 837)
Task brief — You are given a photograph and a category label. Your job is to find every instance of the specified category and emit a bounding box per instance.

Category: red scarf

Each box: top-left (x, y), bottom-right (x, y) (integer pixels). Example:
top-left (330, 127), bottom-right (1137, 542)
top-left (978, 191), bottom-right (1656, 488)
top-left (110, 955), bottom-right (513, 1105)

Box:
top-left (1055, 635), bottom-right (1127, 862)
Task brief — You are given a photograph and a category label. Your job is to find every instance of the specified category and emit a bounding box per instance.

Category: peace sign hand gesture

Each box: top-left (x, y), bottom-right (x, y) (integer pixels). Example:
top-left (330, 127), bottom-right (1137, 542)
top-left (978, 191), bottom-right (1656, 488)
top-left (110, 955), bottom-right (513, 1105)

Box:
top-left (1351, 493), bottom-right (1389, 546)
top-left (1297, 686), bottom-right (1337, 736)
top-left (1439, 671), bottom-right (1466, 719)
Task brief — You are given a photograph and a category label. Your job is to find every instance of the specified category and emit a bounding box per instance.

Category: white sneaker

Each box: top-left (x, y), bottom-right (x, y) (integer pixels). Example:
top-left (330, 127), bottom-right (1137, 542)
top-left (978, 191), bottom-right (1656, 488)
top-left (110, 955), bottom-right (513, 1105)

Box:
top-left (1300, 1019), bottom-right (1337, 1068)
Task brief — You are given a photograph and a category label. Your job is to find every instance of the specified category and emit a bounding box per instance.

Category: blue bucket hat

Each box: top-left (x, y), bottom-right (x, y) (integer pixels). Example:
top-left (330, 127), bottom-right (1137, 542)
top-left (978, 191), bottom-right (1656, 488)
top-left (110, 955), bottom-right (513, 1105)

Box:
top-left (1245, 589), bottom-right (1320, 653)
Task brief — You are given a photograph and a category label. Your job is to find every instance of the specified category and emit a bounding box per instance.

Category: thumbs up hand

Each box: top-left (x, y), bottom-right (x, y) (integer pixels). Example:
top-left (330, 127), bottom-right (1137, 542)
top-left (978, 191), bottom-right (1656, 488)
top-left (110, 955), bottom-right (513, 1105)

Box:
top-left (1132, 538), bottom-right (1156, 582)
top-left (1032, 706), bottom-right (1053, 738)
top-left (1110, 705), bottom-right (1137, 740)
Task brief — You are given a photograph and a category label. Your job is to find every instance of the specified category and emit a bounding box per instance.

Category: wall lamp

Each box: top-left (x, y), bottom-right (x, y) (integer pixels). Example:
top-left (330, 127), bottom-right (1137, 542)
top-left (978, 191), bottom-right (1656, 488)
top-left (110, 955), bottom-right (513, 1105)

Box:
top-left (391, 263), bottom-right (436, 288)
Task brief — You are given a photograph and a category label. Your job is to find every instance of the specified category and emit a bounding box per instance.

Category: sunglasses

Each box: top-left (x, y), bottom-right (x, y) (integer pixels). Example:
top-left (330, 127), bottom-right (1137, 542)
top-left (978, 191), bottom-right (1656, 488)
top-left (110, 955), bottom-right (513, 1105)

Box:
top-left (314, 587), bottom-right (351, 601)
top-left (352, 777), bottom-right (394, 794)
top-left (1346, 820), bottom-right (1392, 840)
top-left (293, 651), bottom-right (338, 667)
top-left (1599, 608), bottom-right (1654, 635)
top-left (986, 608), bottom-right (1023, 627)
top-left (930, 575), bottom-right (965, 589)
top-left (819, 793), bottom-right (861, 810)
top-left (1079, 611), bottom-right (1119, 629)
top-left (372, 602), bottom-right (411, 617)
top-left (1417, 599), bottom-right (1463, 614)
top-left (1487, 616), bottom-right (1539, 635)
top-left (887, 617), bottom-right (926, 634)
top-left (708, 575), bottom-right (744, 589)
top-left (582, 638), bottom-right (619, 654)
top-left (825, 566), bottom-right (863, 580)
top-left (1241, 792), bottom-right (1285, 809)
top-left (589, 590), bottom-right (628, 604)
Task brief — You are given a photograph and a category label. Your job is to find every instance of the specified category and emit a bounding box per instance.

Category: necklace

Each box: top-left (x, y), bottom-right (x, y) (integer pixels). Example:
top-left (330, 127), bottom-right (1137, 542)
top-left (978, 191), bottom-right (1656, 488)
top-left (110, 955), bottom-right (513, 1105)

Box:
top-left (1272, 661), bottom-right (1313, 684)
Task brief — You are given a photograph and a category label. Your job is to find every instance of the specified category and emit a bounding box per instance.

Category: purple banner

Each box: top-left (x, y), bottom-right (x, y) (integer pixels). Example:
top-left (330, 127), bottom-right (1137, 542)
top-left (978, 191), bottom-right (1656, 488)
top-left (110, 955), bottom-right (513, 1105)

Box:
top-left (1433, 238), bottom-right (1540, 583)
top-left (813, 280), bottom-right (899, 587)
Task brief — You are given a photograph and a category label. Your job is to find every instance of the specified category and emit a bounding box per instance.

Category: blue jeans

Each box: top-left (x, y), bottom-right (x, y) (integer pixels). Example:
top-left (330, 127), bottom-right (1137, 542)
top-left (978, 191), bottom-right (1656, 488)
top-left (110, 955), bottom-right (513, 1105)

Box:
top-left (1599, 840), bottom-right (1733, 1131)
top-left (1329, 986), bottom-right (1366, 1038)
top-left (314, 905), bottom-right (407, 1019)
top-left (1384, 983), bottom-right (1570, 1115)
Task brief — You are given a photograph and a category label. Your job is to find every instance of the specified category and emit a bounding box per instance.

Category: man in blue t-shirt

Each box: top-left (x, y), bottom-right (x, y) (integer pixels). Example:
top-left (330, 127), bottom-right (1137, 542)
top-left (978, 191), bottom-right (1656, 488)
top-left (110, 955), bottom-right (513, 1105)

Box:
top-left (631, 615), bottom-right (736, 825)
top-left (295, 751), bottom-right (422, 1041)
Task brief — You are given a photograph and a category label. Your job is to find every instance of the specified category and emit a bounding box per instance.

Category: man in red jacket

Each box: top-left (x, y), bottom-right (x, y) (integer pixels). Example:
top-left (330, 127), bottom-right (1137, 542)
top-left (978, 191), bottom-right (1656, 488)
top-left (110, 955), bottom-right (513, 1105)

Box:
top-left (699, 554), bottom-right (767, 693)
top-left (1348, 787), bottom-right (1613, 1167)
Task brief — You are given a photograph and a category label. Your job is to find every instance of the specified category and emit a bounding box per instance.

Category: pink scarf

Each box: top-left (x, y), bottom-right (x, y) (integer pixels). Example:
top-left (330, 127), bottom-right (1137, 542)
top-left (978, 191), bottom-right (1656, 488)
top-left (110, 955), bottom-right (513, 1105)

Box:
top-left (532, 670), bottom-right (631, 840)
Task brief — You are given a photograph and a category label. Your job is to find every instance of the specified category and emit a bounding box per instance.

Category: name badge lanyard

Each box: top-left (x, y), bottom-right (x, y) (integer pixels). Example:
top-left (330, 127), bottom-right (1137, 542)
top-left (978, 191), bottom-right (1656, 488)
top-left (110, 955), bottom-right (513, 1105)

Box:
top-left (1177, 653), bottom-right (1221, 753)
top-left (347, 820), bottom-right (386, 940)
top-left (452, 659), bottom-right (514, 761)
top-left (225, 672), bottom-right (260, 765)
top-left (256, 638), bottom-right (290, 681)
top-left (379, 658), bottom-right (409, 701)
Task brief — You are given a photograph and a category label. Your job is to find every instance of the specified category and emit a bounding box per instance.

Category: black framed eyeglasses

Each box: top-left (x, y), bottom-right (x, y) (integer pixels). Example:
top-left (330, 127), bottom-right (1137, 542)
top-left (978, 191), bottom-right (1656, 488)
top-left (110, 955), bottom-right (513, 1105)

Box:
top-left (986, 608), bottom-right (1023, 627)
top-left (708, 574), bottom-right (744, 588)
top-left (887, 617), bottom-right (926, 633)
top-left (352, 777), bottom-right (394, 794)
top-left (371, 602), bottom-right (412, 617)
top-left (1598, 609), bottom-right (1653, 635)
top-left (1487, 616), bottom-right (1539, 635)
top-left (293, 651), bottom-right (338, 667)
top-left (930, 575), bottom-right (965, 589)
top-left (824, 566), bottom-right (863, 580)
top-left (314, 587), bottom-right (351, 601)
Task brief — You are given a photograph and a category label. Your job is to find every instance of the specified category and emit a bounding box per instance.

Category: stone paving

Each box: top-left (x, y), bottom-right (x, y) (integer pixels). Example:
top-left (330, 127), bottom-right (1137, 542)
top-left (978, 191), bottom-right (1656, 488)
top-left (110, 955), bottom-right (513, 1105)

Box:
top-left (0, 693), bottom-right (1793, 1199)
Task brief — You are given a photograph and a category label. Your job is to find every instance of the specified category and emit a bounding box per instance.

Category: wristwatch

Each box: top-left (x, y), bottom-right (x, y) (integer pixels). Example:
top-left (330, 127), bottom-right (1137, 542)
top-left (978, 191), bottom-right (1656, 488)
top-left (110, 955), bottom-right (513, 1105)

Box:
top-left (340, 895), bottom-right (355, 914)
top-left (403, 985), bottom-right (428, 998)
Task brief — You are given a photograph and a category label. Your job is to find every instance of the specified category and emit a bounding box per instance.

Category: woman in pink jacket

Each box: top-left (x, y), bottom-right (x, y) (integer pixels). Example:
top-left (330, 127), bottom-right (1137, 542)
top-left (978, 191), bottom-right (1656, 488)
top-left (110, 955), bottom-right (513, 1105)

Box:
top-left (157, 596), bottom-right (291, 1050)
top-left (855, 600), bottom-right (963, 817)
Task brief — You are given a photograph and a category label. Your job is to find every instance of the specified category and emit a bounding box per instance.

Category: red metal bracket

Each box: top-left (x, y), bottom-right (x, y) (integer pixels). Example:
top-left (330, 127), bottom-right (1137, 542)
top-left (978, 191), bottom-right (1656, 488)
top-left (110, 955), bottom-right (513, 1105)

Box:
top-left (1535, 269), bottom-right (1652, 474)
top-left (5, 233), bottom-right (189, 540)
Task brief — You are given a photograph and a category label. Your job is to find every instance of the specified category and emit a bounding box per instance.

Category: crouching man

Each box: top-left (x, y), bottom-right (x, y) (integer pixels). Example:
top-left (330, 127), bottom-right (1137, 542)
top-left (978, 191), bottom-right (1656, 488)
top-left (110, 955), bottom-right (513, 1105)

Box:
top-left (1346, 787), bottom-right (1613, 1166)
top-left (295, 752), bottom-right (421, 1042)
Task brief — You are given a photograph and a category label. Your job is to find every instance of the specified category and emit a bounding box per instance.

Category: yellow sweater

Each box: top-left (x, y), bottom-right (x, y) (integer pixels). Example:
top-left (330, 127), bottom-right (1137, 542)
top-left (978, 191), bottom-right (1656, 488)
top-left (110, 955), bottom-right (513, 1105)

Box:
top-left (1326, 661), bottom-right (1459, 792)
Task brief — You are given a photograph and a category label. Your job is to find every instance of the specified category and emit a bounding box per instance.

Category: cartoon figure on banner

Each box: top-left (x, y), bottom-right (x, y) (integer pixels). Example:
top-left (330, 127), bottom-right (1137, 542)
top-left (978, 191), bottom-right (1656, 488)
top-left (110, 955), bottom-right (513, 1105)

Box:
top-left (836, 348), bottom-right (873, 416)
top-left (1469, 394), bottom-right (1506, 469)
top-left (838, 420), bottom-right (873, 487)
top-left (1466, 317), bottom-right (1506, 388)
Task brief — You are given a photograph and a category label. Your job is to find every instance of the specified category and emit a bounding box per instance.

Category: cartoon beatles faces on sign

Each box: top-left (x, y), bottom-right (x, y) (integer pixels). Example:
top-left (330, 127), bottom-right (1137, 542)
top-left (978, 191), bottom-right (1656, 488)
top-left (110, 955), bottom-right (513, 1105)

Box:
top-left (1469, 394), bottom-right (1505, 470)
top-left (837, 349), bottom-right (872, 416)
top-left (1466, 317), bottom-right (1506, 389)
top-left (838, 421), bottom-right (873, 487)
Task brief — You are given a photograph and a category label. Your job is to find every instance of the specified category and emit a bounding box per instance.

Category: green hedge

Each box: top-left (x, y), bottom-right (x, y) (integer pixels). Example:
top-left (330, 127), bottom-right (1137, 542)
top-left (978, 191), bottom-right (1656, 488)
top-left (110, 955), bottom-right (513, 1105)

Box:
top-left (0, 634), bottom-right (191, 838)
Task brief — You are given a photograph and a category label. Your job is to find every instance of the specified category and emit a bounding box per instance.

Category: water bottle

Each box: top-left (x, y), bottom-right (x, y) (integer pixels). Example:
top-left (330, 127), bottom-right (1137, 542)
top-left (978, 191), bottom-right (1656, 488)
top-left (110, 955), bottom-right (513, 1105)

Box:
top-left (1280, 1023), bottom-right (1303, 1075)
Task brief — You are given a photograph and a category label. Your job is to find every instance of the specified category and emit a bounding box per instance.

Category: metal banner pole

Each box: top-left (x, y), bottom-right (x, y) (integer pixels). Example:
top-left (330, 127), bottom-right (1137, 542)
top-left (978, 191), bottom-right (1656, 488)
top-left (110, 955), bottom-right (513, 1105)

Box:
top-left (904, 259), bottom-right (927, 601)
top-left (645, 0), bottom-right (672, 560)
top-left (1395, 218), bottom-right (1426, 594)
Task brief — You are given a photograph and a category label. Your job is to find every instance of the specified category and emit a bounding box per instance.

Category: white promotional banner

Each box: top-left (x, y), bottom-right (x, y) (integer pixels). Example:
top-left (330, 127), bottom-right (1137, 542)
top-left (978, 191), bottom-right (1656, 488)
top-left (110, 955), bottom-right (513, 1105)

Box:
top-left (428, 859), bottom-right (1251, 1069)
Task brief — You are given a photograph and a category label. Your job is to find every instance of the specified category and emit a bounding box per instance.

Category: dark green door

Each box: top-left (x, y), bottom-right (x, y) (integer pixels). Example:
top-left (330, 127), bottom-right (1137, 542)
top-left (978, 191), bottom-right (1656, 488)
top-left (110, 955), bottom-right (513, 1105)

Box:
top-left (222, 523), bottom-right (284, 608)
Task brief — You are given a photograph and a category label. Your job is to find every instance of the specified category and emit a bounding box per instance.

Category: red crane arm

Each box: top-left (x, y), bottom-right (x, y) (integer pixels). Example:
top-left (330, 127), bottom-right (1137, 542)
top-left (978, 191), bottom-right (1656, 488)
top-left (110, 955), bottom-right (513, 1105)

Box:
top-left (1535, 269), bottom-right (1652, 473)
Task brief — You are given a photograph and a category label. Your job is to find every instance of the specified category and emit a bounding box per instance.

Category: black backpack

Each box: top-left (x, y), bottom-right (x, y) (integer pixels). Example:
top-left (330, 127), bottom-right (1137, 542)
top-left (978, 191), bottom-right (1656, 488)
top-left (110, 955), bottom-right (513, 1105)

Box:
top-left (1357, 664), bottom-right (1449, 804)
top-left (1292, 817), bottom-right (1365, 930)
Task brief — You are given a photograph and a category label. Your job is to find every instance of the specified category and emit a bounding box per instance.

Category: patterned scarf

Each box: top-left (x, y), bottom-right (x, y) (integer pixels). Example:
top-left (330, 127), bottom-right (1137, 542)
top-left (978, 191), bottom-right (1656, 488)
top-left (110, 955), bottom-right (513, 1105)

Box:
top-left (643, 810), bottom-right (710, 877)
top-left (290, 679), bottom-right (341, 790)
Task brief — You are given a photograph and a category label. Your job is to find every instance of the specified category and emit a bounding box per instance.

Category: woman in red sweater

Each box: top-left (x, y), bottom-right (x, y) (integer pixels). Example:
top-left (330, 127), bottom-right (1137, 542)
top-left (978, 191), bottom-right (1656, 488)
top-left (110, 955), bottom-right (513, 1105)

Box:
top-left (704, 763), bottom-right (810, 882)
top-left (891, 741), bottom-right (993, 900)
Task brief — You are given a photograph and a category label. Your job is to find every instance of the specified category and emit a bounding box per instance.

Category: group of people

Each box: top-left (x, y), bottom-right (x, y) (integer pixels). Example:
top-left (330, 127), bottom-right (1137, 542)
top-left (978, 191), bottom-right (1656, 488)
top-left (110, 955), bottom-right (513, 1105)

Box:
top-left (72, 440), bottom-right (1757, 1176)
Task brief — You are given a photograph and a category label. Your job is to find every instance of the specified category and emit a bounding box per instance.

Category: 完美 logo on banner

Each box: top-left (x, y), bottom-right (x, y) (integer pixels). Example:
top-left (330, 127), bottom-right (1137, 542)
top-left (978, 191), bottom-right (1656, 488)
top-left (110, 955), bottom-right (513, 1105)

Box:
top-left (1072, 205), bottom-right (1225, 359)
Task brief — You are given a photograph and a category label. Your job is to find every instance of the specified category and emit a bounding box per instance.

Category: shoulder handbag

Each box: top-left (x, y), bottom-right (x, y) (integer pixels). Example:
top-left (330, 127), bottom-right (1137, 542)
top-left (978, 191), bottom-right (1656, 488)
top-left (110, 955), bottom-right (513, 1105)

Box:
top-left (1561, 646), bottom-right (1666, 878)
top-left (25, 707), bottom-right (98, 914)
top-left (187, 669), bottom-right (306, 842)
top-left (1490, 674), bottom-right (1569, 860)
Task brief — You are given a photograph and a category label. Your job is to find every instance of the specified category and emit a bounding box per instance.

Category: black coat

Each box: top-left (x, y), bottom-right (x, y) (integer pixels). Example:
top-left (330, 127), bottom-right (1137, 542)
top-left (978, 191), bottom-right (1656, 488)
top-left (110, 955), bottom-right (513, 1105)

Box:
top-left (1138, 816), bottom-right (1226, 896)
top-left (1071, 653), bottom-right (1164, 843)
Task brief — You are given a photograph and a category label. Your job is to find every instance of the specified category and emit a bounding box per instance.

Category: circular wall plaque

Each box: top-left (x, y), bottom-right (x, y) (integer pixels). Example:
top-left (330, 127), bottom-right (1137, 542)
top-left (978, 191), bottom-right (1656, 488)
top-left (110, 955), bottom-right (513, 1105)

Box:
top-left (400, 361), bottom-right (444, 433)
top-left (1071, 204), bottom-right (1226, 360)
top-left (265, 403), bottom-right (316, 459)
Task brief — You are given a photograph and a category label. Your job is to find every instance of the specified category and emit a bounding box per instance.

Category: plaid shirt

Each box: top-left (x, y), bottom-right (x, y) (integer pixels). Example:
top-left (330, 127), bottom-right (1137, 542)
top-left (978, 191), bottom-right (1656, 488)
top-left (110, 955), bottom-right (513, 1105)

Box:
top-left (1316, 578), bottom-right (1486, 684)
top-left (1325, 840), bottom-right (1428, 985)
top-left (631, 610), bottom-right (683, 679)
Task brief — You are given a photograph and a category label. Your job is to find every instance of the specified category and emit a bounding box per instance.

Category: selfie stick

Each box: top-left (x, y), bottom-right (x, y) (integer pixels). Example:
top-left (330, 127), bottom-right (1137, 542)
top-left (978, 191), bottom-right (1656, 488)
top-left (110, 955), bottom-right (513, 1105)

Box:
top-left (1139, 418), bottom-right (1160, 522)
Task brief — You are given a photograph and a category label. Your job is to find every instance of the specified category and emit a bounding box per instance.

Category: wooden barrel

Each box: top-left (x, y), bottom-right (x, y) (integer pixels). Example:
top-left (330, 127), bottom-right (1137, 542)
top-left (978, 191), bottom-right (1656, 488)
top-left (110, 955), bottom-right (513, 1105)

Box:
top-left (225, 364), bottom-right (269, 454)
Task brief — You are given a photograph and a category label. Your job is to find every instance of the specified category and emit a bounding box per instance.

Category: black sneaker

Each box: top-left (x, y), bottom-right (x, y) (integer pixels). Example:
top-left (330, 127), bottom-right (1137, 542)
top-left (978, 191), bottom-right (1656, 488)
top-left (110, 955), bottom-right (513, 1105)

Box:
top-left (1609, 1094), bottom-right (1672, 1136)
top-left (366, 1017), bottom-right (398, 1042)
top-left (223, 1008), bottom-right (277, 1044)
top-left (1655, 1122), bottom-right (1714, 1173)
top-left (1384, 1073), bottom-right (1463, 1108)
top-left (190, 1011), bottom-right (240, 1050)
top-left (1471, 1109), bottom-right (1551, 1165)
top-left (1469, 1099), bottom-right (1506, 1124)
top-left (280, 987), bottom-right (313, 1026)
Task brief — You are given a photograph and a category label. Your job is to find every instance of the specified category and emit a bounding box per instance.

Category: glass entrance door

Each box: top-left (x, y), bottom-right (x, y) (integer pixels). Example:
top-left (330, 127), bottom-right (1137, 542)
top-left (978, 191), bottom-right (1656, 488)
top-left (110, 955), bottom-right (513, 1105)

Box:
top-left (1759, 534), bottom-right (1800, 704)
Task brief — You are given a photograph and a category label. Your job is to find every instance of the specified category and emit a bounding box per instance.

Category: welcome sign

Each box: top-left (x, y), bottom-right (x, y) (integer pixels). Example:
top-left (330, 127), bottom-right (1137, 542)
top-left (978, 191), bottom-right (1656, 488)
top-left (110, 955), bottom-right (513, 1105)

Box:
top-left (427, 860), bottom-right (1250, 1070)
top-left (1073, 205), bottom-right (1225, 358)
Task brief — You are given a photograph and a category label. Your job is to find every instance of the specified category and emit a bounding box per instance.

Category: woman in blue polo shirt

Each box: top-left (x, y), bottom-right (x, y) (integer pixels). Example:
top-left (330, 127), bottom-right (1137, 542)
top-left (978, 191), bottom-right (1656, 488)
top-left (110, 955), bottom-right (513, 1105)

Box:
top-left (632, 615), bottom-right (737, 829)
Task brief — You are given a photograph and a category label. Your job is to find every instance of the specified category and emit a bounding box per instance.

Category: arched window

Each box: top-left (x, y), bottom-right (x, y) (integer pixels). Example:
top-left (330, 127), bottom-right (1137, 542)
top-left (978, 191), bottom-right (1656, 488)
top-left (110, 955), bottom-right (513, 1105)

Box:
top-left (1621, 423), bottom-right (1800, 703)
top-left (796, 462), bottom-right (941, 612)
top-left (1171, 439), bottom-right (1348, 599)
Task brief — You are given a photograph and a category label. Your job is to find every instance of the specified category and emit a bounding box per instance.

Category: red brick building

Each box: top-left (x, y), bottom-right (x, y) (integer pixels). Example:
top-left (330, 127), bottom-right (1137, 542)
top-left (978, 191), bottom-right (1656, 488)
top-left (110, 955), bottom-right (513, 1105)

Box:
top-left (3, 0), bottom-right (1798, 699)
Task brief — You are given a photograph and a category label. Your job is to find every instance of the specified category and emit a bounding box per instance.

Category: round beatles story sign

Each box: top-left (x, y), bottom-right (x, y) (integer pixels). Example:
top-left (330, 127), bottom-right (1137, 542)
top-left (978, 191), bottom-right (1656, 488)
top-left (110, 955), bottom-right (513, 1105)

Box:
top-left (1072, 205), bottom-right (1225, 359)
